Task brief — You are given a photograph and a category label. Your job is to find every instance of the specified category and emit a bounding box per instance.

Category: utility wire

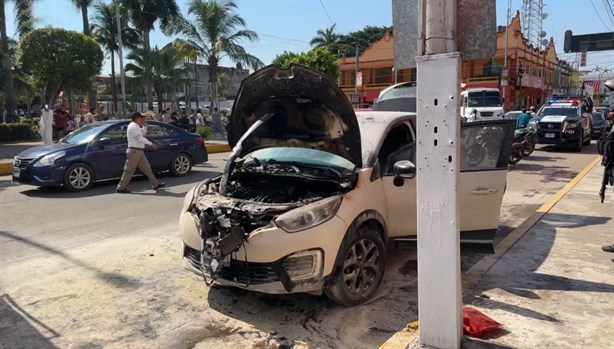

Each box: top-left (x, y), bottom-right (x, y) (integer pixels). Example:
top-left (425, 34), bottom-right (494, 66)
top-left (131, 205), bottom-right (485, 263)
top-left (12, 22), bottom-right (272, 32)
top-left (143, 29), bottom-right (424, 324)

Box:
top-left (592, 0), bottom-right (614, 30)
top-left (602, 0), bottom-right (614, 25)
top-left (318, 0), bottom-right (334, 26)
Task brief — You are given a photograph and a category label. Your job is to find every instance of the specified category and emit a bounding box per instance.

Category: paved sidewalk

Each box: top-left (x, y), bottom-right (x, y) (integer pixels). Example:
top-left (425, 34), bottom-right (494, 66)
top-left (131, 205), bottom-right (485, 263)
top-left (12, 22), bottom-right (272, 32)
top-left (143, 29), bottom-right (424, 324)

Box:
top-left (402, 163), bottom-right (614, 348)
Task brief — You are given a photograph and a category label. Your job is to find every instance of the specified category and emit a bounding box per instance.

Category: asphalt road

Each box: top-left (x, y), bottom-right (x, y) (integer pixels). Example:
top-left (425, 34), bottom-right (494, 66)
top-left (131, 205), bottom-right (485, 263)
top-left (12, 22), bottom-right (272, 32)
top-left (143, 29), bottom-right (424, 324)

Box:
top-left (0, 143), bottom-right (601, 349)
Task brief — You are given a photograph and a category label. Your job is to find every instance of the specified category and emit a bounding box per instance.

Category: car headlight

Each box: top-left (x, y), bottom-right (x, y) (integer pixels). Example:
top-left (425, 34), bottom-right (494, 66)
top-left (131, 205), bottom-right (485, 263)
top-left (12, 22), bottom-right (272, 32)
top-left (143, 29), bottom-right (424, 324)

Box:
top-left (275, 195), bottom-right (343, 233)
top-left (33, 151), bottom-right (65, 167)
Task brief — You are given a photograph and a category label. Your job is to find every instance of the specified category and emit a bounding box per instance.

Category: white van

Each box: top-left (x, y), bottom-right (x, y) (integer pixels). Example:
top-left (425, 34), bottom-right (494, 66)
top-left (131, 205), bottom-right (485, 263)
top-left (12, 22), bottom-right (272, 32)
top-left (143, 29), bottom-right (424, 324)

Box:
top-left (461, 88), bottom-right (504, 122)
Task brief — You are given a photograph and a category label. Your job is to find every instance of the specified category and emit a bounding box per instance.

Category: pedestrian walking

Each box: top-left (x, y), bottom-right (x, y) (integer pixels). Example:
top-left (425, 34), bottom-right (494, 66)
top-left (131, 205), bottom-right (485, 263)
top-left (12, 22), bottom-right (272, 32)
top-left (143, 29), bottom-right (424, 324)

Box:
top-left (116, 112), bottom-right (166, 194)
top-left (53, 110), bottom-right (67, 140)
top-left (65, 114), bottom-right (78, 134)
top-left (163, 107), bottom-right (172, 123)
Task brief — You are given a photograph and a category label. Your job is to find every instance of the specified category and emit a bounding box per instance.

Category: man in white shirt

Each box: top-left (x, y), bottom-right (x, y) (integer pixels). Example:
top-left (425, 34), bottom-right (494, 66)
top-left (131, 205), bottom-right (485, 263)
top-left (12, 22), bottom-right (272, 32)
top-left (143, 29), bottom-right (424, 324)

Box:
top-left (116, 112), bottom-right (166, 193)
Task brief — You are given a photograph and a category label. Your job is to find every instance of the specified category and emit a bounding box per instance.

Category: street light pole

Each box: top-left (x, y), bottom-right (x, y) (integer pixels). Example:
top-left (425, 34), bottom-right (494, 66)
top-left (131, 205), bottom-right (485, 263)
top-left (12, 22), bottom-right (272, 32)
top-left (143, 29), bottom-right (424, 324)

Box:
top-left (115, 0), bottom-right (127, 117)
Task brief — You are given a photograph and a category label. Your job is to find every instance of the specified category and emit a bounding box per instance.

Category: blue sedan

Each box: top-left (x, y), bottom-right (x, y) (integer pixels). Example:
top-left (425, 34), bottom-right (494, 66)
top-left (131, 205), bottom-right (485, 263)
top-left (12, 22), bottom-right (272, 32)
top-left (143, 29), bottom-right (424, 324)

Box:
top-left (12, 120), bottom-right (208, 192)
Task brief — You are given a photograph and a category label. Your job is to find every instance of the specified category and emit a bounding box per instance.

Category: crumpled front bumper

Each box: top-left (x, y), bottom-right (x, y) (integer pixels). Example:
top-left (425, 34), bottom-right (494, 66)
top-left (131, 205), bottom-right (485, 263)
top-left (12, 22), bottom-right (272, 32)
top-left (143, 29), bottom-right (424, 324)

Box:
top-left (179, 210), bottom-right (349, 295)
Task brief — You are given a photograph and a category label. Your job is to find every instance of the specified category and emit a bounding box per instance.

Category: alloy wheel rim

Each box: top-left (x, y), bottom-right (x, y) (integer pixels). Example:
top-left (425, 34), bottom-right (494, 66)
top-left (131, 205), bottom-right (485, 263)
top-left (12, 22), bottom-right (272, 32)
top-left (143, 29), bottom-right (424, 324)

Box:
top-left (69, 167), bottom-right (91, 189)
top-left (342, 239), bottom-right (381, 296)
top-left (174, 156), bottom-right (190, 174)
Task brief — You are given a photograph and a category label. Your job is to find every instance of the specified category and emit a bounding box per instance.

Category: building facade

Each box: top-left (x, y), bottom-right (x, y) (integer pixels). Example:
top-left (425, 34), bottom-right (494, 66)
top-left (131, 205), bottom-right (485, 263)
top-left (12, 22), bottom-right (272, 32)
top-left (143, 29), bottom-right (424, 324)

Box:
top-left (462, 12), bottom-right (574, 111)
top-left (180, 63), bottom-right (250, 105)
top-left (338, 32), bottom-right (415, 107)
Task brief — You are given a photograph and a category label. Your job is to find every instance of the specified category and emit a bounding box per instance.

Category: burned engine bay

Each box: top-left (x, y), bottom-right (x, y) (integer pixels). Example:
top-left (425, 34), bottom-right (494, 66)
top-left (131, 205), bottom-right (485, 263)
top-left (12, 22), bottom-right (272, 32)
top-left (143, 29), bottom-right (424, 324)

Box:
top-left (190, 157), bottom-right (356, 286)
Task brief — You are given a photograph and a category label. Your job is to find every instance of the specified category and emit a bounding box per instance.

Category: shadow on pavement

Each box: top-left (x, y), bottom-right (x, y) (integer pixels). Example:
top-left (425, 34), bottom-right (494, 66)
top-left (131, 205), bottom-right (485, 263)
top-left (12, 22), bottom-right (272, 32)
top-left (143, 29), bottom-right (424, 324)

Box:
top-left (0, 293), bottom-right (59, 349)
top-left (0, 231), bottom-right (140, 289)
top-left (466, 212), bottom-right (613, 325)
top-left (16, 169), bottom-right (219, 199)
top-left (206, 251), bottom-right (417, 349)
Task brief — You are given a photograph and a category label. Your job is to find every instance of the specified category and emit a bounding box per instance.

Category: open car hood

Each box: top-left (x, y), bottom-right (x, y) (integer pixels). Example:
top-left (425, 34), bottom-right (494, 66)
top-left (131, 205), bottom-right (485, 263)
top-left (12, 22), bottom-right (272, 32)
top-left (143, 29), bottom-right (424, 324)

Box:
top-left (228, 64), bottom-right (362, 167)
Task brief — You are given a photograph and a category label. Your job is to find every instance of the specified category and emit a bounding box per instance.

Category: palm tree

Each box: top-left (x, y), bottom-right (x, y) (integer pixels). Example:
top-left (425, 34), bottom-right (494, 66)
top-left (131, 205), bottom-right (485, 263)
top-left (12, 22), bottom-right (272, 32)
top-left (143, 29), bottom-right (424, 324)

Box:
top-left (121, 0), bottom-right (182, 110)
top-left (90, 1), bottom-right (139, 115)
top-left (71, 0), bottom-right (93, 35)
top-left (1, 0), bottom-right (35, 121)
top-left (310, 23), bottom-right (338, 49)
top-left (125, 45), bottom-right (187, 113)
top-left (178, 0), bottom-right (263, 111)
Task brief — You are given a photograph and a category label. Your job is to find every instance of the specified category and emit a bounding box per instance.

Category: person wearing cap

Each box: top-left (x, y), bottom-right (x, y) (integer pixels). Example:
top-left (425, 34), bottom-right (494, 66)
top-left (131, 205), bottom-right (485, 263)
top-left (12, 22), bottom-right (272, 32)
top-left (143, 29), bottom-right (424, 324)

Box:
top-left (116, 112), bottom-right (166, 193)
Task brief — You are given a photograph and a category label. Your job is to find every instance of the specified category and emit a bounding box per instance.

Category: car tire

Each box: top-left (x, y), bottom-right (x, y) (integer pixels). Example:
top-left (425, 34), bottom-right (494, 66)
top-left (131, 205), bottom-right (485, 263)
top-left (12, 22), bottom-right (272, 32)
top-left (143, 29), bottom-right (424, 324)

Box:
top-left (574, 131), bottom-right (583, 152)
top-left (583, 126), bottom-right (591, 145)
top-left (63, 163), bottom-right (94, 192)
top-left (324, 224), bottom-right (386, 306)
top-left (170, 153), bottom-right (192, 176)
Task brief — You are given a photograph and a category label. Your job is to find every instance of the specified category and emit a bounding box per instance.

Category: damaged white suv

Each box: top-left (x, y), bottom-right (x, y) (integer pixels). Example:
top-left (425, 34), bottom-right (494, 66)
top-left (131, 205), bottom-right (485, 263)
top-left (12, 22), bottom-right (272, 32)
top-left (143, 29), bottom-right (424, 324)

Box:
top-left (180, 65), bottom-right (515, 306)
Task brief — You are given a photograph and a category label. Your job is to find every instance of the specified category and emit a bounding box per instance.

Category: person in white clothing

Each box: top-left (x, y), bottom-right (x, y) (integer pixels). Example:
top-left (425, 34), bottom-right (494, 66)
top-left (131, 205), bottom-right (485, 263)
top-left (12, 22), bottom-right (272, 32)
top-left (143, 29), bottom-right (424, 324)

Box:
top-left (116, 112), bottom-right (166, 193)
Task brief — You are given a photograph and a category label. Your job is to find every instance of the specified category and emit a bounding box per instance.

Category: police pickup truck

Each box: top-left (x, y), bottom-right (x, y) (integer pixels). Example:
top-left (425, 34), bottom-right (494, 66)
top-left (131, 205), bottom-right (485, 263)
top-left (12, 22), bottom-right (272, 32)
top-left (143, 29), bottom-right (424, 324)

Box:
top-left (536, 96), bottom-right (593, 151)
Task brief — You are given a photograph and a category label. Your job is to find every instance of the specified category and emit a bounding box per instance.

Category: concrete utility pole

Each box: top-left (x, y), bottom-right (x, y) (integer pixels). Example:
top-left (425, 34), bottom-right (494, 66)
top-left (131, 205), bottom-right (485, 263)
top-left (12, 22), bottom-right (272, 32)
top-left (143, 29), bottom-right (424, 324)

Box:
top-left (355, 43), bottom-right (360, 107)
top-left (503, 0), bottom-right (511, 110)
top-left (416, 0), bottom-right (462, 348)
top-left (115, 0), bottom-right (127, 117)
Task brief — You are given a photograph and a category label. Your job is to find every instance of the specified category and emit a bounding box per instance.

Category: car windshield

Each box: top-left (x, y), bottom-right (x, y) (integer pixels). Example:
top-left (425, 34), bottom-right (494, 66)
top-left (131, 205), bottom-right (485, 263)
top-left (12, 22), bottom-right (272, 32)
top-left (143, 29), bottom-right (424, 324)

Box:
top-left (592, 112), bottom-right (604, 120)
top-left (60, 123), bottom-right (109, 144)
top-left (467, 91), bottom-right (502, 107)
top-left (243, 147), bottom-right (355, 172)
top-left (538, 107), bottom-right (578, 117)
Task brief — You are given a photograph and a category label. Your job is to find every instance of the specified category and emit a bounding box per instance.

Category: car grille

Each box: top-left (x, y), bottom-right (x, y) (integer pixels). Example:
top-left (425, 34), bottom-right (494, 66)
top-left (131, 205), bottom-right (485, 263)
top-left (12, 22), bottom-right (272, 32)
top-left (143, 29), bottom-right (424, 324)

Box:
top-left (480, 111), bottom-right (494, 117)
top-left (184, 245), bottom-right (280, 285)
top-left (13, 157), bottom-right (33, 169)
top-left (539, 122), bottom-right (563, 131)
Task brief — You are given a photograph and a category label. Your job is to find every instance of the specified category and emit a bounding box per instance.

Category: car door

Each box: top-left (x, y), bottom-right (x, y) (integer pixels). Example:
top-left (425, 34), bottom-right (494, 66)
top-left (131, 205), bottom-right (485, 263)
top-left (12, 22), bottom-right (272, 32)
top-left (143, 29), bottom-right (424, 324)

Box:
top-left (143, 123), bottom-right (174, 171)
top-left (88, 123), bottom-right (129, 179)
top-left (378, 123), bottom-right (417, 237)
top-left (459, 120), bottom-right (515, 250)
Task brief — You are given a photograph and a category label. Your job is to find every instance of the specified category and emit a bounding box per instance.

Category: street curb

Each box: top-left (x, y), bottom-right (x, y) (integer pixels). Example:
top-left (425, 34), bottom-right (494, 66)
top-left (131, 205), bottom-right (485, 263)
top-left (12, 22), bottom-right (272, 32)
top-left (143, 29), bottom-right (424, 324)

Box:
top-left (0, 143), bottom-right (231, 176)
top-left (378, 155), bottom-right (602, 349)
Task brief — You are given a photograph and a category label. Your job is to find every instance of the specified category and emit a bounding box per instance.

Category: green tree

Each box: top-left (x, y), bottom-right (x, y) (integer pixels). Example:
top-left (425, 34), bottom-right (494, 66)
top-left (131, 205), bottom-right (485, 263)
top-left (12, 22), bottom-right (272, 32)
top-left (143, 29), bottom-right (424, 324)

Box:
top-left (71, 0), bottom-right (93, 35)
top-left (310, 23), bottom-right (339, 50)
top-left (121, 0), bottom-right (182, 110)
top-left (332, 25), bottom-right (392, 57)
top-left (1, 0), bottom-right (35, 121)
top-left (19, 28), bottom-right (104, 105)
top-left (177, 0), bottom-right (263, 110)
top-left (91, 1), bottom-right (140, 115)
top-left (125, 45), bottom-right (187, 113)
top-left (271, 47), bottom-right (339, 81)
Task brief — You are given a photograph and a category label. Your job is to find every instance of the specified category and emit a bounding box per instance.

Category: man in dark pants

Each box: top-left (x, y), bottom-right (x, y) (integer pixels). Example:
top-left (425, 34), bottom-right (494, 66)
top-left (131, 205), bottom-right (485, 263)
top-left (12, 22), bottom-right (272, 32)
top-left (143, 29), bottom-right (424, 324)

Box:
top-left (116, 112), bottom-right (166, 193)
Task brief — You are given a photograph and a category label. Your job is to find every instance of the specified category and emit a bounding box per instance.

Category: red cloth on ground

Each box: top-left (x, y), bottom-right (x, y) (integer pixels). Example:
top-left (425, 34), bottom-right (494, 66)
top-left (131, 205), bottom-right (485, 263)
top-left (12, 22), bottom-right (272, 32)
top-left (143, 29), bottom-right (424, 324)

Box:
top-left (463, 307), bottom-right (503, 338)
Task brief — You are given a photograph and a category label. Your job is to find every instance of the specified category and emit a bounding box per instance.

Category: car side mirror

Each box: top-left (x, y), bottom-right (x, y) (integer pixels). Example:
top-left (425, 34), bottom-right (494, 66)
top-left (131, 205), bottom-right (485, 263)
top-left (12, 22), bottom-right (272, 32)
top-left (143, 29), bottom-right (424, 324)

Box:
top-left (97, 137), bottom-right (112, 147)
top-left (393, 160), bottom-right (416, 187)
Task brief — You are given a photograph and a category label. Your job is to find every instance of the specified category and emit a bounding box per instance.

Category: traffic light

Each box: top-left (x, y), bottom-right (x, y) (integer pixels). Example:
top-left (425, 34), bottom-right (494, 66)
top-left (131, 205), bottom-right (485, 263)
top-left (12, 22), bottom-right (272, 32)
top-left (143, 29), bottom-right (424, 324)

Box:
top-left (564, 30), bottom-right (572, 53)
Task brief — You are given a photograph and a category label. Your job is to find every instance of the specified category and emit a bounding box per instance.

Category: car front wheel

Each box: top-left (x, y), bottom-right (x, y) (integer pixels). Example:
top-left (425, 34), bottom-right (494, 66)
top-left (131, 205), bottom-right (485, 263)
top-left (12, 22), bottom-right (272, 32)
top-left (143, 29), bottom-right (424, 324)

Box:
top-left (63, 163), bottom-right (94, 192)
top-left (170, 153), bottom-right (192, 176)
top-left (325, 224), bottom-right (386, 306)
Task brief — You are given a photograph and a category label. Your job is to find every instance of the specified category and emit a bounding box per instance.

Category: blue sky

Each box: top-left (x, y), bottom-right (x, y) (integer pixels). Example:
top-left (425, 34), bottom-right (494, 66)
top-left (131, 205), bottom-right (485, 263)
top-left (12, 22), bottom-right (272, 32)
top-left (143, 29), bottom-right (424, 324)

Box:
top-left (4, 0), bottom-right (614, 76)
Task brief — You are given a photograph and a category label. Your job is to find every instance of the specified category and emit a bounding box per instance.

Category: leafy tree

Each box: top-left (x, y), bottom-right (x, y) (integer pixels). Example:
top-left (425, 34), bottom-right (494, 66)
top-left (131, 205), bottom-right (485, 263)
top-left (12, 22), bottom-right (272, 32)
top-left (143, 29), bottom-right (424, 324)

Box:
top-left (71, 0), bottom-right (93, 35)
top-left (125, 45), bottom-right (187, 112)
top-left (19, 28), bottom-right (103, 105)
top-left (121, 0), bottom-right (182, 110)
top-left (91, 1), bottom-right (140, 114)
top-left (177, 0), bottom-right (263, 110)
top-left (1, 0), bottom-right (36, 120)
top-left (310, 23), bottom-right (339, 50)
top-left (271, 47), bottom-right (339, 81)
top-left (332, 25), bottom-right (392, 57)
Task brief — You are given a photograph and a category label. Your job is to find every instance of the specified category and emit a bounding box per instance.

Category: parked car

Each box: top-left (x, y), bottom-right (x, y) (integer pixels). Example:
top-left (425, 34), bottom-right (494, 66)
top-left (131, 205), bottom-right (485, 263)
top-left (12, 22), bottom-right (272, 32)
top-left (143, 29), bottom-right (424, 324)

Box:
top-left (178, 64), bottom-right (514, 306)
top-left (12, 120), bottom-right (208, 191)
top-left (591, 110), bottom-right (609, 139)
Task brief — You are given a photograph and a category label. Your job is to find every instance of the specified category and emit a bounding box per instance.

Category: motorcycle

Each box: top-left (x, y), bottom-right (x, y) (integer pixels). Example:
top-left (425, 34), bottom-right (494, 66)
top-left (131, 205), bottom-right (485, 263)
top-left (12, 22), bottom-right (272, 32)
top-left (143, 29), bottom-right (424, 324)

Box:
top-left (508, 141), bottom-right (524, 165)
top-left (514, 127), bottom-right (538, 157)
